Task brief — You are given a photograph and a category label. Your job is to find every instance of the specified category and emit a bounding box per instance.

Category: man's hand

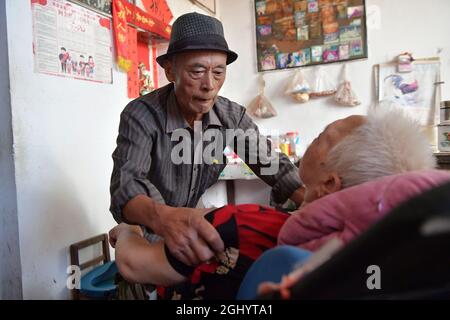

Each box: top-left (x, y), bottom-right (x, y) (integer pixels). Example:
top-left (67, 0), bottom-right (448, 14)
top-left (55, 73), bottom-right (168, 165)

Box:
top-left (153, 207), bottom-right (224, 267)
top-left (290, 186), bottom-right (305, 207)
top-left (109, 223), bottom-right (143, 248)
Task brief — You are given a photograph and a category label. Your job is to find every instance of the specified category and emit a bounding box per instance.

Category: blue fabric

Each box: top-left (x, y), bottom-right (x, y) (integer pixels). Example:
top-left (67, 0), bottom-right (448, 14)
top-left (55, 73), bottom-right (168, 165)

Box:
top-left (236, 246), bottom-right (312, 300)
top-left (80, 261), bottom-right (118, 298)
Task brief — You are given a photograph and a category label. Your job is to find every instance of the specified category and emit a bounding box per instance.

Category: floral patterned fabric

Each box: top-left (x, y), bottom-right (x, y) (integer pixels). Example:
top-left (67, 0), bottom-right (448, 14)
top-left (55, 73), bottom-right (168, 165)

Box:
top-left (159, 204), bottom-right (289, 300)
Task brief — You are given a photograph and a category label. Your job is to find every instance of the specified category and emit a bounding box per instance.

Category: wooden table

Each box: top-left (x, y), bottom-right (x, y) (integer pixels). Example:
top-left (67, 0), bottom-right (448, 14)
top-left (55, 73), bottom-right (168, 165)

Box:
top-left (218, 162), bottom-right (258, 204)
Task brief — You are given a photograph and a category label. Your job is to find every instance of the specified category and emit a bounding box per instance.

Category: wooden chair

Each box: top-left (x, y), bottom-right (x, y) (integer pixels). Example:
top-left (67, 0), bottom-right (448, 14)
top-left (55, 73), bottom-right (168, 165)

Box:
top-left (69, 233), bottom-right (111, 300)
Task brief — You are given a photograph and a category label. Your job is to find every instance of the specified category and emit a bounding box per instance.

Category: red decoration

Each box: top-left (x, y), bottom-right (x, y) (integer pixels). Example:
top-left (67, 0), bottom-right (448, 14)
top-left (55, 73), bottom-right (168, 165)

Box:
top-left (117, 0), bottom-right (171, 40)
top-left (141, 0), bottom-right (173, 25)
top-left (127, 27), bottom-right (139, 99)
top-left (137, 40), bottom-right (150, 70)
top-left (31, 0), bottom-right (47, 5)
top-left (114, 0), bottom-right (172, 93)
top-left (151, 40), bottom-right (159, 89)
top-left (112, 0), bottom-right (132, 72)
top-left (99, 18), bottom-right (111, 30)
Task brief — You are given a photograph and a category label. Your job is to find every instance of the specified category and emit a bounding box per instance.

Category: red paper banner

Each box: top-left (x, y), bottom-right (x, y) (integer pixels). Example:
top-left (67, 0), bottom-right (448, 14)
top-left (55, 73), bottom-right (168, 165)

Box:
top-left (127, 27), bottom-right (139, 99)
top-left (114, 0), bottom-right (171, 88)
top-left (118, 0), bottom-right (171, 40)
top-left (113, 0), bottom-right (132, 72)
top-left (137, 40), bottom-right (150, 70)
top-left (141, 0), bottom-right (173, 25)
top-left (151, 39), bottom-right (159, 89)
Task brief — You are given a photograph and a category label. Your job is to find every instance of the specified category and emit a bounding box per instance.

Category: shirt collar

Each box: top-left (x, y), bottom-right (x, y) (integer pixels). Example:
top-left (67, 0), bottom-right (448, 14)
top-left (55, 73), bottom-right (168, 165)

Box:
top-left (165, 89), bottom-right (223, 133)
top-left (166, 90), bottom-right (190, 133)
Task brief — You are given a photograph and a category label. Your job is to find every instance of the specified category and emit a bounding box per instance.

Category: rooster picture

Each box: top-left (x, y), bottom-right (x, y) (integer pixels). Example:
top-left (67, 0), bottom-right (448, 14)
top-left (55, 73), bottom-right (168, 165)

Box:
top-left (384, 75), bottom-right (419, 96)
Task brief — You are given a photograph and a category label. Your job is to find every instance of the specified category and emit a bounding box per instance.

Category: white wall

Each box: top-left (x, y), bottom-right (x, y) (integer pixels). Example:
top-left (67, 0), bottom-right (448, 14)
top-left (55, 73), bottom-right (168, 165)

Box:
top-left (0, 0), bottom-right (22, 300)
top-left (219, 0), bottom-right (450, 150)
top-left (165, 0), bottom-right (215, 18)
top-left (6, 0), bottom-right (128, 299)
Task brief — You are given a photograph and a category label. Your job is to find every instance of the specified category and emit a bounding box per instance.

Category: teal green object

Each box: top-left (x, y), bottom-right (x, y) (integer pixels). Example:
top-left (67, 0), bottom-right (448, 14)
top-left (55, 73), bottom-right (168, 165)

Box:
top-left (80, 261), bottom-right (118, 298)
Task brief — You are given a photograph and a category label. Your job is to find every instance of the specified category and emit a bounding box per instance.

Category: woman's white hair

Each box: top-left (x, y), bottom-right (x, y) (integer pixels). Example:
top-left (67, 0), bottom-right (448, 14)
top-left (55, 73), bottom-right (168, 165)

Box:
top-left (324, 107), bottom-right (436, 188)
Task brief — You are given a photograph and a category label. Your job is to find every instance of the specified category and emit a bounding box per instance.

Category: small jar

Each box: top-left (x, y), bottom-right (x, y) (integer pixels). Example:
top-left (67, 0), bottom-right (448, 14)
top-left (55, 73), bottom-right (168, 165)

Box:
top-left (437, 124), bottom-right (450, 152)
top-left (441, 101), bottom-right (450, 124)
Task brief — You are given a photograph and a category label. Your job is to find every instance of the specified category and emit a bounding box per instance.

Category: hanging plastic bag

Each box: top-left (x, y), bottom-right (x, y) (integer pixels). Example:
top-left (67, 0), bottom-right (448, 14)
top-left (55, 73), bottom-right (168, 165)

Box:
top-left (247, 75), bottom-right (277, 118)
top-left (285, 70), bottom-right (311, 103)
top-left (309, 66), bottom-right (337, 98)
top-left (334, 64), bottom-right (361, 106)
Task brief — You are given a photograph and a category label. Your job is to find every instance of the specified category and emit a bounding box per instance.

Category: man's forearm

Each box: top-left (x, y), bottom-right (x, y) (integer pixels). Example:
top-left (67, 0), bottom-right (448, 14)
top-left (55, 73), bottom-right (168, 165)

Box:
top-left (122, 195), bottom-right (224, 266)
top-left (122, 194), bottom-right (173, 233)
top-left (114, 225), bottom-right (186, 285)
top-left (290, 186), bottom-right (305, 206)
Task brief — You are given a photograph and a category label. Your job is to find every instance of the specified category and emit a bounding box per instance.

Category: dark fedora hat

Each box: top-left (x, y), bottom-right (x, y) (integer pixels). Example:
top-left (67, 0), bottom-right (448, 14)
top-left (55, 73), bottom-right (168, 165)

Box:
top-left (156, 12), bottom-right (238, 67)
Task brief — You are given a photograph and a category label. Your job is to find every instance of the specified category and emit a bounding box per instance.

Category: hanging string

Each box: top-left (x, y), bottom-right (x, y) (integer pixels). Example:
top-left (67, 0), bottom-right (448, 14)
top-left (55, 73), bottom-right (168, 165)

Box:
top-left (258, 74), bottom-right (265, 95)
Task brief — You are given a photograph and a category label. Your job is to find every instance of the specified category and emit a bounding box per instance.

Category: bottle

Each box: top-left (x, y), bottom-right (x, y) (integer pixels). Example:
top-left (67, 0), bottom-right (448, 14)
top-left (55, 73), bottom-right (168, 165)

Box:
top-left (279, 135), bottom-right (290, 156)
top-left (293, 131), bottom-right (304, 158)
top-left (286, 132), bottom-right (297, 156)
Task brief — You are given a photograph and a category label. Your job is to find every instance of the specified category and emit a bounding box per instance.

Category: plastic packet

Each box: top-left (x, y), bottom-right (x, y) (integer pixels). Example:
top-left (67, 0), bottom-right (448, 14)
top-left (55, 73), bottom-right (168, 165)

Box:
top-left (285, 70), bottom-right (311, 103)
top-left (247, 75), bottom-right (277, 118)
top-left (334, 64), bottom-right (361, 106)
top-left (309, 66), bottom-right (337, 98)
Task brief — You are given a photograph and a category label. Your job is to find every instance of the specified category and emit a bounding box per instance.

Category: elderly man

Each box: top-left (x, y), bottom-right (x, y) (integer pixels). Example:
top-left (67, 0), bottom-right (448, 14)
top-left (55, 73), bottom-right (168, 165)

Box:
top-left (109, 12), bottom-right (304, 267)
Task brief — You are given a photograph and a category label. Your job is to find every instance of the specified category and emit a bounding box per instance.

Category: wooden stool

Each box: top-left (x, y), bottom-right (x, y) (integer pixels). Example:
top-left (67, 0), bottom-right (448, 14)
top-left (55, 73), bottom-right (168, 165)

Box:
top-left (69, 234), bottom-right (111, 300)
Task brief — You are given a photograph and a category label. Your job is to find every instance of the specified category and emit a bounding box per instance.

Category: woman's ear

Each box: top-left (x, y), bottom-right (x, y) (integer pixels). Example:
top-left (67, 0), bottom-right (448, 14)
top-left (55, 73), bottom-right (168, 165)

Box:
top-left (325, 172), bottom-right (342, 194)
top-left (319, 172), bottom-right (342, 197)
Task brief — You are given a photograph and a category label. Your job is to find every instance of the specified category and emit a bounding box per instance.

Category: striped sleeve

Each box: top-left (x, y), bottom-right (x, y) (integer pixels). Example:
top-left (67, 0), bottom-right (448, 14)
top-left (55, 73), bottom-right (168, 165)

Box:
top-left (109, 103), bottom-right (165, 223)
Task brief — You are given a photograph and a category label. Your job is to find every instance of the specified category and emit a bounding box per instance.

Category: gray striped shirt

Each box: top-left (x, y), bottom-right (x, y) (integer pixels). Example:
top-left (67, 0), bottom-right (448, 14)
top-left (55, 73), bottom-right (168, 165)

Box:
top-left (110, 83), bottom-right (302, 223)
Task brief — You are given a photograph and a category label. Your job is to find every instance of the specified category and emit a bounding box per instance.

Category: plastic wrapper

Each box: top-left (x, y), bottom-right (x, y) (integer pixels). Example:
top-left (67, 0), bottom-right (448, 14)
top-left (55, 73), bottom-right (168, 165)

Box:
top-left (334, 64), bottom-right (361, 106)
top-left (285, 70), bottom-right (311, 103)
top-left (247, 75), bottom-right (277, 118)
top-left (309, 66), bottom-right (337, 98)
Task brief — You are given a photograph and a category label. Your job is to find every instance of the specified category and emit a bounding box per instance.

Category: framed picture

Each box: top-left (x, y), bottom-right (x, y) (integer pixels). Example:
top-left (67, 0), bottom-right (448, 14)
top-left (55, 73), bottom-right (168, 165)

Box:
top-left (68, 0), bottom-right (135, 16)
top-left (254, 0), bottom-right (368, 72)
top-left (68, 0), bottom-right (113, 16)
top-left (375, 58), bottom-right (441, 127)
top-left (190, 0), bottom-right (216, 14)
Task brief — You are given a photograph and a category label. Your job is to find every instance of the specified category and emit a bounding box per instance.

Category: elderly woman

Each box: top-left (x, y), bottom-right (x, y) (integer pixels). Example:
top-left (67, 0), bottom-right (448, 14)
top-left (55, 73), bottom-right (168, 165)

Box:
top-left (110, 108), bottom-right (448, 300)
top-left (238, 108), bottom-right (450, 299)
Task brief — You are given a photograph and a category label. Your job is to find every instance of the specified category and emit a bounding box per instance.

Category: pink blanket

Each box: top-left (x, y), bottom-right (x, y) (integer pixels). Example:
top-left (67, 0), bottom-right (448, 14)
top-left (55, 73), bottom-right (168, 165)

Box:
top-left (278, 170), bottom-right (450, 251)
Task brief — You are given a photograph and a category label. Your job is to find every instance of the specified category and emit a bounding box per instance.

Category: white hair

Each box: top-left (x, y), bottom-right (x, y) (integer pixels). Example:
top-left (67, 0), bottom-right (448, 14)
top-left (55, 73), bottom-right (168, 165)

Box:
top-left (324, 107), bottom-right (436, 188)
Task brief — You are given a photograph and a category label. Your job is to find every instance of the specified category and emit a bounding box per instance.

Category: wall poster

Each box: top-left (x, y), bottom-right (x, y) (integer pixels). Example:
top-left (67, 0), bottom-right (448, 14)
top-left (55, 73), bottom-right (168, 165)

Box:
top-left (31, 0), bottom-right (113, 83)
top-left (375, 58), bottom-right (441, 127)
top-left (255, 0), bottom-right (368, 72)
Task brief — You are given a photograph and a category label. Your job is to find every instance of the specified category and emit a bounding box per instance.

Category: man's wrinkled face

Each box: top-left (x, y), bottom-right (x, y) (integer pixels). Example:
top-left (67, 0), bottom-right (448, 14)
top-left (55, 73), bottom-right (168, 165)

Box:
top-left (299, 115), bottom-right (366, 203)
top-left (164, 51), bottom-right (227, 121)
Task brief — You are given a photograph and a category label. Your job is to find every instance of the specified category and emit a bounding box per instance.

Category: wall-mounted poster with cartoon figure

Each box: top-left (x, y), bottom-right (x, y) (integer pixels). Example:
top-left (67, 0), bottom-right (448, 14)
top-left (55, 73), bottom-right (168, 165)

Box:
top-left (255, 0), bottom-right (368, 72)
top-left (31, 0), bottom-right (113, 83)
